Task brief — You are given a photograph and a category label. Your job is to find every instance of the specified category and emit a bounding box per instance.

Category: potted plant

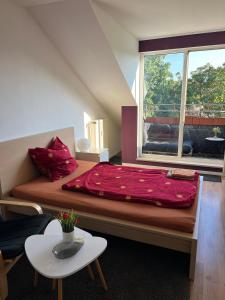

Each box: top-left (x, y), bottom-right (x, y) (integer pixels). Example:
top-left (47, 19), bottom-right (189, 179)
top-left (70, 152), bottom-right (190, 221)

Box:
top-left (212, 127), bottom-right (221, 138)
top-left (58, 211), bottom-right (79, 242)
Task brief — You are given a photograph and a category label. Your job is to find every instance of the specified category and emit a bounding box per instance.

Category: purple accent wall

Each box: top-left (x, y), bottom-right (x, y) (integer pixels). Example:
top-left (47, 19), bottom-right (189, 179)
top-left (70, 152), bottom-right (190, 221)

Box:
top-left (139, 31), bottom-right (225, 52)
top-left (122, 106), bottom-right (137, 163)
top-left (121, 106), bottom-right (222, 172)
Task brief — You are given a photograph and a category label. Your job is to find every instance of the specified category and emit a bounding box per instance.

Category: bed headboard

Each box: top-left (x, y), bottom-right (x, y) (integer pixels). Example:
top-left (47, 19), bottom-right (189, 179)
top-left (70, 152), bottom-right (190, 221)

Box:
top-left (0, 127), bottom-right (75, 197)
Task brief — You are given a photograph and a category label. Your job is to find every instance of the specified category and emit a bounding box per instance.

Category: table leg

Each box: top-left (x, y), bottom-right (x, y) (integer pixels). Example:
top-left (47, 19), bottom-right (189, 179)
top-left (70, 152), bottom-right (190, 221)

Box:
top-left (0, 257), bottom-right (8, 300)
top-left (33, 270), bottom-right (38, 287)
top-left (94, 259), bottom-right (108, 291)
top-left (52, 279), bottom-right (57, 291)
top-left (58, 278), bottom-right (63, 300)
top-left (87, 264), bottom-right (95, 280)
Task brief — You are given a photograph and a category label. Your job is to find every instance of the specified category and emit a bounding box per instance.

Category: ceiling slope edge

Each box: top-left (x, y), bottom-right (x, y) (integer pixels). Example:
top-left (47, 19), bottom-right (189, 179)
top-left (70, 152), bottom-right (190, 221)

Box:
top-left (12, 0), bottom-right (64, 7)
top-left (91, 0), bottom-right (139, 103)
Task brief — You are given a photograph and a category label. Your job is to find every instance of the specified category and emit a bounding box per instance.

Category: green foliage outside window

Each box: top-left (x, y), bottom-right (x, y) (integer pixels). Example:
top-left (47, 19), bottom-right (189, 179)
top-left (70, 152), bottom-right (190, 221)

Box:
top-left (144, 54), bottom-right (225, 119)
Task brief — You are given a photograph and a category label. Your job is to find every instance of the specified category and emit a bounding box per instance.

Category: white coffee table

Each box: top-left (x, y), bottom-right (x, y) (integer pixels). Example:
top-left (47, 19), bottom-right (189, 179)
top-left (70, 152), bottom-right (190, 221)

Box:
top-left (25, 220), bottom-right (107, 300)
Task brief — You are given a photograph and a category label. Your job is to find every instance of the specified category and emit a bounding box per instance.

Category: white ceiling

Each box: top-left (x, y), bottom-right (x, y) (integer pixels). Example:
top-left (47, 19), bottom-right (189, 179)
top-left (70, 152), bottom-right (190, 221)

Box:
top-left (95, 0), bottom-right (225, 39)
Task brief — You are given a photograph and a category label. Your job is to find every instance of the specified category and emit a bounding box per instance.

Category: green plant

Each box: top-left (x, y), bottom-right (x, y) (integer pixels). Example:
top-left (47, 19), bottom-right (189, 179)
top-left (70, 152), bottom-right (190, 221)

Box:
top-left (58, 211), bottom-right (79, 233)
top-left (212, 127), bottom-right (221, 136)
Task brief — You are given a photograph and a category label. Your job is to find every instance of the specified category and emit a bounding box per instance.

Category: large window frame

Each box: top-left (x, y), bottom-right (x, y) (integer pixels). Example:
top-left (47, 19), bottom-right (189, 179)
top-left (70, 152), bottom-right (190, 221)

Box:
top-left (138, 44), bottom-right (225, 167)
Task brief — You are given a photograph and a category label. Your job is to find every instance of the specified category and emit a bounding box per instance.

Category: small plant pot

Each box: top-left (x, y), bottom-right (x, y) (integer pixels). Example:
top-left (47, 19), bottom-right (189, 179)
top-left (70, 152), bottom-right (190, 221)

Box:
top-left (62, 230), bottom-right (74, 243)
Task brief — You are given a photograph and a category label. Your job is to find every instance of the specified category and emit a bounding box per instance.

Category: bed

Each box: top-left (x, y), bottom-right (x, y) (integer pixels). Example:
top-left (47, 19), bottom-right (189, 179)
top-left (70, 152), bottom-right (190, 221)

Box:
top-left (0, 127), bottom-right (202, 280)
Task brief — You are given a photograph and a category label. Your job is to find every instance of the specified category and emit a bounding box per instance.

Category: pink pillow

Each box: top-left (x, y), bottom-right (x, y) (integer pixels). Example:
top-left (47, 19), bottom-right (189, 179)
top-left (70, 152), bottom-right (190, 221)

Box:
top-left (29, 137), bottom-right (77, 181)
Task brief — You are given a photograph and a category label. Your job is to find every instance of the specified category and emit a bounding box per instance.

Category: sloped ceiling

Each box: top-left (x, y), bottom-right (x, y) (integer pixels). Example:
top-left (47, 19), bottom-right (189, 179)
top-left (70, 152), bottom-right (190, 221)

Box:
top-left (12, 0), bottom-right (63, 7)
top-left (27, 0), bottom-right (136, 124)
top-left (95, 0), bottom-right (225, 39)
top-left (91, 1), bottom-right (139, 101)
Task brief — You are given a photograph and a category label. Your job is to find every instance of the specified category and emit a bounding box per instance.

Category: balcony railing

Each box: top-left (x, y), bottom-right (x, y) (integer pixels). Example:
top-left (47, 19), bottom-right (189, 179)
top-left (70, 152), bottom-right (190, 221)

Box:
top-left (144, 104), bottom-right (225, 126)
top-left (144, 103), bottom-right (225, 118)
top-left (144, 103), bottom-right (225, 125)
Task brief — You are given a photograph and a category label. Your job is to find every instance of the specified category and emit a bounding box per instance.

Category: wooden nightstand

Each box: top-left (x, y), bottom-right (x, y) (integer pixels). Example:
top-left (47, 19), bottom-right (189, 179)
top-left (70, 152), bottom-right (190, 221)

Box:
top-left (76, 148), bottom-right (109, 162)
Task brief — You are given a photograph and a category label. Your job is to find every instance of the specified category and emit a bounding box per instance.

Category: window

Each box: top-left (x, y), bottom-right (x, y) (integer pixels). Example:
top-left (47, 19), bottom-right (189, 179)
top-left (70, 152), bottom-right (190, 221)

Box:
top-left (140, 47), bottom-right (225, 163)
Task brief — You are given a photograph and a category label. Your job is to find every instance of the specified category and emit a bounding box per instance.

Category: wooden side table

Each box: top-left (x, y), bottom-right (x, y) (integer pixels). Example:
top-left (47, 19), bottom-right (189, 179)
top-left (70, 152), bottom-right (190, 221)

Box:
top-left (76, 148), bottom-right (109, 162)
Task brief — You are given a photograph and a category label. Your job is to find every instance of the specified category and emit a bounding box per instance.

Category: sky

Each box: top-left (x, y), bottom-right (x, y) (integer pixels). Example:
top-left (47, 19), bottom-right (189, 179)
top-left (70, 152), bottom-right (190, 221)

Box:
top-left (164, 48), bottom-right (225, 78)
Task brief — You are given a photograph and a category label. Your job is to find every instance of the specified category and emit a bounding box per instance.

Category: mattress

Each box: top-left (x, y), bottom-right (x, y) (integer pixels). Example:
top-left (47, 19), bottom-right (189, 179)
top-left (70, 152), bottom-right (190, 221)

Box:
top-left (11, 160), bottom-right (199, 233)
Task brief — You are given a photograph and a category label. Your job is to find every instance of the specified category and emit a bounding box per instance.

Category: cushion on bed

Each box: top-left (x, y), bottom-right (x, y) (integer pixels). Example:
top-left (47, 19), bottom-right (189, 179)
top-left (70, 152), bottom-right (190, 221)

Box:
top-left (50, 137), bottom-right (67, 150)
top-left (29, 137), bottom-right (77, 181)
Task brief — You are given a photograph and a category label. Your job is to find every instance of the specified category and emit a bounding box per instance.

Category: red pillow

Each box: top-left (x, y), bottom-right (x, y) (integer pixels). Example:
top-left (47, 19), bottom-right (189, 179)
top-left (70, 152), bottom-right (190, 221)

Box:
top-left (50, 137), bottom-right (67, 150)
top-left (29, 137), bottom-right (77, 181)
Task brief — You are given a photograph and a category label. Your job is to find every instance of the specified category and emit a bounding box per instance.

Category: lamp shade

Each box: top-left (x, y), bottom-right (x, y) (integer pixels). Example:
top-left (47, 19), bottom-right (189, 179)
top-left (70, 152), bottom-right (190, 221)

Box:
top-left (77, 138), bottom-right (90, 152)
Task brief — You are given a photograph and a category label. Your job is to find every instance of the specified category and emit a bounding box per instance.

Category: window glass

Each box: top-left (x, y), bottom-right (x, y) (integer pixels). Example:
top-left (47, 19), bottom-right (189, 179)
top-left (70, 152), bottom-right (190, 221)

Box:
top-left (143, 53), bottom-right (184, 156)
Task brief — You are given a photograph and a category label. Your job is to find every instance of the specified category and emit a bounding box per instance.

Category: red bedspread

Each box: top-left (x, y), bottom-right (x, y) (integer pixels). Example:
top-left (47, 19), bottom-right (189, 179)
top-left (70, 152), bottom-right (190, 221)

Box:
top-left (62, 163), bottom-right (199, 208)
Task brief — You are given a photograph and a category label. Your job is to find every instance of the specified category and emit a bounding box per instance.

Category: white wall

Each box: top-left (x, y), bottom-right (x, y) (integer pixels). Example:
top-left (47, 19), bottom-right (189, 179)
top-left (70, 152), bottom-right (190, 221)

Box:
top-left (0, 0), bottom-right (120, 156)
top-left (91, 1), bottom-right (139, 102)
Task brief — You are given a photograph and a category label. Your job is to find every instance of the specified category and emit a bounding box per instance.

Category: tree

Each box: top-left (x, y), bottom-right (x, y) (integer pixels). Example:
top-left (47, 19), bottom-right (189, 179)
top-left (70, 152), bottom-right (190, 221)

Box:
top-left (144, 55), bottom-right (182, 118)
top-left (144, 55), bottom-right (225, 119)
top-left (187, 63), bottom-right (225, 117)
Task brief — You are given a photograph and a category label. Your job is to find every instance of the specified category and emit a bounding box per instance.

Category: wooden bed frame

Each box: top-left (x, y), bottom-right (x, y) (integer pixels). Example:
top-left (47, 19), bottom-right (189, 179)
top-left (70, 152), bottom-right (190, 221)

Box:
top-left (0, 127), bottom-right (202, 280)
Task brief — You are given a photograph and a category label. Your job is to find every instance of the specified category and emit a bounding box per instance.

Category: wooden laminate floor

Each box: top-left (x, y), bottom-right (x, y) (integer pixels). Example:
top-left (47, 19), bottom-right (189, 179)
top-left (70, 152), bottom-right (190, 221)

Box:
top-left (190, 179), bottom-right (225, 300)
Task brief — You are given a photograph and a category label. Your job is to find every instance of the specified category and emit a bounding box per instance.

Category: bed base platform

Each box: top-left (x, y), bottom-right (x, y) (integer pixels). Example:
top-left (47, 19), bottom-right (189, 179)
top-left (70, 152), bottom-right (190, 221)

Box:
top-left (0, 127), bottom-right (202, 281)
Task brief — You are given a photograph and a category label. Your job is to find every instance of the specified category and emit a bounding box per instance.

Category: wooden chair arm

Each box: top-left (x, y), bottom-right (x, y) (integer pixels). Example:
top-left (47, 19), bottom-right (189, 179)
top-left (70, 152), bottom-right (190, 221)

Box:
top-left (0, 198), bottom-right (43, 215)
